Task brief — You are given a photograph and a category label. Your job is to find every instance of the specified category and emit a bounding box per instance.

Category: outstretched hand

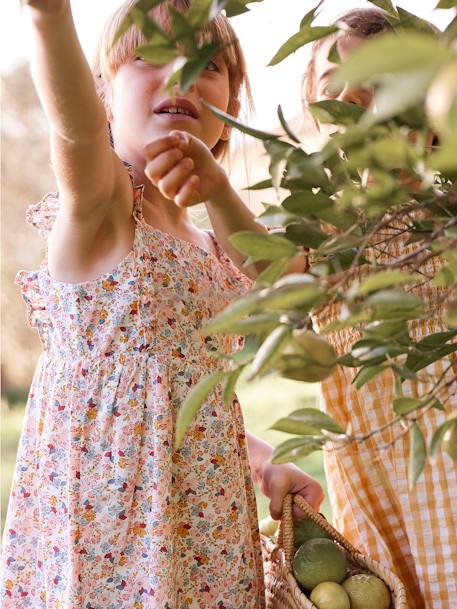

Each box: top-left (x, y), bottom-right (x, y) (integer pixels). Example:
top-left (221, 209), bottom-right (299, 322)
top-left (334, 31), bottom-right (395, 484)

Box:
top-left (144, 131), bottom-right (229, 207)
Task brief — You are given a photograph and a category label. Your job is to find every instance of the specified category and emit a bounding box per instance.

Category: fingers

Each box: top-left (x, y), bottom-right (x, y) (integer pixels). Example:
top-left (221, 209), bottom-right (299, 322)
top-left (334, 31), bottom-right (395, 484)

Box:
top-left (143, 133), bottom-right (183, 160)
top-left (156, 157), bottom-right (194, 198)
top-left (269, 490), bottom-right (287, 521)
top-left (145, 148), bottom-right (184, 185)
top-left (293, 485), bottom-right (324, 516)
top-left (175, 175), bottom-right (201, 207)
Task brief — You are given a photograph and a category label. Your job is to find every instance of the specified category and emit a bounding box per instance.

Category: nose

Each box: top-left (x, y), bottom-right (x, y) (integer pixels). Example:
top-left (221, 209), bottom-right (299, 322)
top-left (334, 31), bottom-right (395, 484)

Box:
top-left (338, 84), bottom-right (373, 109)
top-left (160, 58), bottom-right (195, 93)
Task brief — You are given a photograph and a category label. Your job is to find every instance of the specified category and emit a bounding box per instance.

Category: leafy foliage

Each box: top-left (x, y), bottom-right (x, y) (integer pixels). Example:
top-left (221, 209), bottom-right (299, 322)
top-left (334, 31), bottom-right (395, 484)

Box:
top-left (119, 1), bottom-right (457, 484)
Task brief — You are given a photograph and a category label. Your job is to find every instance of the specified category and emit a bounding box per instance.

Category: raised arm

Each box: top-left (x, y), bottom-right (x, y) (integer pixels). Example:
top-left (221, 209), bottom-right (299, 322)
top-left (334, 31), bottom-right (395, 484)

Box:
top-left (24, 0), bottom-right (128, 217)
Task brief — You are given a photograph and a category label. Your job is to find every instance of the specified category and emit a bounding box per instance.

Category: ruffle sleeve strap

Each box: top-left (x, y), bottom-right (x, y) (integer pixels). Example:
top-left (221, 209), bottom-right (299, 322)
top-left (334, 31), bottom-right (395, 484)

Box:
top-left (25, 190), bottom-right (60, 238)
top-left (14, 190), bottom-right (60, 348)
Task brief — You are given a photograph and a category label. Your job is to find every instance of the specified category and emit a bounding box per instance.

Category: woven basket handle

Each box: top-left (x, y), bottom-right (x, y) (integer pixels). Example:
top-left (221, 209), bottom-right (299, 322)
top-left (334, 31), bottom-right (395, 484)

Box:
top-left (277, 493), bottom-right (360, 566)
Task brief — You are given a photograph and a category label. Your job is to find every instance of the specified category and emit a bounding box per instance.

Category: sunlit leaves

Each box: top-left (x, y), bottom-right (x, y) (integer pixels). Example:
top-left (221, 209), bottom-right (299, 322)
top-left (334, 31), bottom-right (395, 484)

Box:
top-left (308, 100), bottom-right (365, 125)
top-left (270, 436), bottom-right (326, 465)
top-left (271, 408), bottom-right (345, 435)
top-left (228, 230), bottom-right (297, 262)
top-left (269, 25), bottom-right (338, 66)
top-left (331, 32), bottom-right (452, 90)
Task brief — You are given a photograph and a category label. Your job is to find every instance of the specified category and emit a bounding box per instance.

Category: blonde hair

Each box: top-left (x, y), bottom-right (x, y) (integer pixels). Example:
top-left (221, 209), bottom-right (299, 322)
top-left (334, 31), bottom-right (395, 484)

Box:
top-left (93, 0), bottom-right (252, 160)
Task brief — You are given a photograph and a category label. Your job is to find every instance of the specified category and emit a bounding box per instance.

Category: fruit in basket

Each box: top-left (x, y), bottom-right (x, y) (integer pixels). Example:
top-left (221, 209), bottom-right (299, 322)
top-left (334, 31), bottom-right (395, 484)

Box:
top-left (342, 573), bottom-right (391, 609)
top-left (310, 581), bottom-right (350, 609)
top-left (259, 515), bottom-right (279, 538)
top-left (294, 517), bottom-right (331, 551)
top-left (292, 538), bottom-right (347, 591)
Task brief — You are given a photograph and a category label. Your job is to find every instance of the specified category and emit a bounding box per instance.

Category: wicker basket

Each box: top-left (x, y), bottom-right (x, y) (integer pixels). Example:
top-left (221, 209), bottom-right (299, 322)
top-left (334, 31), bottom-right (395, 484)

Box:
top-left (261, 493), bottom-right (407, 609)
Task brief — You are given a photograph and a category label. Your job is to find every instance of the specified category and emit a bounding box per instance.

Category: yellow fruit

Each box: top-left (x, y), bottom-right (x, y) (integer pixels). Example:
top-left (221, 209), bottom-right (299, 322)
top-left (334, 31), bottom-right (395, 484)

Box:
top-left (425, 60), bottom-right (457, 134)
top-left (292, 538), bottom-right (347, 591)
top-left (259, 515), bottom-right (279, 538)
top-left (310, 581), bottom-right (350, 609)
top-left (442, 413), bottom-right (457, 461)
top-left (294, 518), bottom-right (331, 551)
top-left (342, 574), bottom-right (391, 609)
top-left (292, 330), bottom-right (337, 366)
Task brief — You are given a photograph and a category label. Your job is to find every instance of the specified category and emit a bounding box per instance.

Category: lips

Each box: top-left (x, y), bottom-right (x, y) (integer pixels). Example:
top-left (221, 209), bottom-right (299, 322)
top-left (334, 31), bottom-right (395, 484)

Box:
top-left (153, 97), bottom-right (199, 119)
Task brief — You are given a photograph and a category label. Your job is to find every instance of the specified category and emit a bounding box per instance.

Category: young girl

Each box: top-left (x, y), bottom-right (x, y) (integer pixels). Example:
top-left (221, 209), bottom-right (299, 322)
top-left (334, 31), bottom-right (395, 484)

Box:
top-left (0, 1), bottom-right (324, 607)
top-left (302, 8), bottom-right (457, 609)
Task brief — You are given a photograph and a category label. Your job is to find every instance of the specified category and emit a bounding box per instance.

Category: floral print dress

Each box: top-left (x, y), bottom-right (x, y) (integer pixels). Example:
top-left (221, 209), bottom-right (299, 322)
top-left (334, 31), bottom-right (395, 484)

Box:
top-left (1, 181), bottom-right (266, 609)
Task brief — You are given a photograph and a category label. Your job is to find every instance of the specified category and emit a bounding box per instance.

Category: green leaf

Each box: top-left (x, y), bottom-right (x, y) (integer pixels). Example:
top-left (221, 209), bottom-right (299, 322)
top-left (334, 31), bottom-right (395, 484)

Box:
top-left (396, 7), bottom-right (440, 36)
top-left (415, 330), bottom-right (457, 348)
top-left (282, 191), bottom-right (333, 216)
top-left (331, 32), bottom-right (451, 90)
top-left (406, 342), bottom-right (457, 372)
top-left (436, 0), bottom-right (457, 7)
top-left (363, 68), bottom-right (438, 126)
top-left (300, 1), bottom-right (324, 28)
top-left (229, 230), bottom-right (297, 262)
top-left (270, 436), bottom-right (326, 465)
top-left (367, 0), bottom-right (399, 18)
top-left (260, 274), bottom-right (324, 311)
top-left (277, 407), bottom-right (345, 434)
top-left (113, 0), bottom-right (168, 46)
top-left (327, 39), bottom-right (341, 64)
top-left (430, 418), bottom-right (456, 459)
top-left (355, 271), bottom-right (420, 296)
top-left (186, 0), bottom-right (213, 27)
top-left (366, 289), bottom-right (423, 321)
top-left (135, 44), bottom-right (178, 64)
top-left (168, 5), bottom-right (195, 47)
top-left (244, 178), bottom-right (275, 191)
top-left (317, 234), bottom-right (362, 256)
top-left (175, 370), bottom-right (227, 447)
top-left (285, 150), bottom-right (332, 191)
top-left (246, 325), bottom-right (292, 380)
top-left (308, 100), bottom-right (365, 125)
top-left (214, 313), bottom-right (280, 336)
top-left (285, 222), bottom-right (328, 249)
top-left (255, 258), bottom-right (290, 287)
top-left (270, 417), bottom-right (322, 435)
top-left (408, 422), bottom-right (426, 490)
top-left (354, 365), bottom-right (387, 389)
top-left (264, 139), bottom-right (296, 190)
top-left (198, 290), bottom-right (263, 334)
top-left (223, 0), bottom-right (263, 17)
top-left (393, 397), bottom-right (424, 415)
top-left (180, 43), bottom-right (220, 91)
top-left (277, 105), bottom-right (301, 143)
top-left (223, 366), bottom-right (244, 408)
top-left (203, 101), bottom-right (279, 140)
top-left (269, 25), bottom-right (338, 66)
top-left (256, 205), bottom-right (296, 229)
top-left (130, 6), bottom-right (170, 42)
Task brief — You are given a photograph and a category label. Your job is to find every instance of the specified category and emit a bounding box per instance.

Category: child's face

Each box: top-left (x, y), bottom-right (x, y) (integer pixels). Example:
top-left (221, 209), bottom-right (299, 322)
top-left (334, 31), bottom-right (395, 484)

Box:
top-left (107, 54), bottom-right (231, 167)
top-left (313, 33), bottom-right (374, 109)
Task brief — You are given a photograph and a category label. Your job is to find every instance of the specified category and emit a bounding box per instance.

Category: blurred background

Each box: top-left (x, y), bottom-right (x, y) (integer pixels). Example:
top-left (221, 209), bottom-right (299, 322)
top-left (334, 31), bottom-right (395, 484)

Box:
top-left (1, 0), bottom-right (452, 537)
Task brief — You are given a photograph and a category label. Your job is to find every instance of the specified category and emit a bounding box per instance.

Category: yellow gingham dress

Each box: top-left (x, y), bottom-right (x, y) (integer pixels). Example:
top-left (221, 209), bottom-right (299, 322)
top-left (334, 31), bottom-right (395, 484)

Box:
top-left (310, 214), bottom-right (457, 609)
